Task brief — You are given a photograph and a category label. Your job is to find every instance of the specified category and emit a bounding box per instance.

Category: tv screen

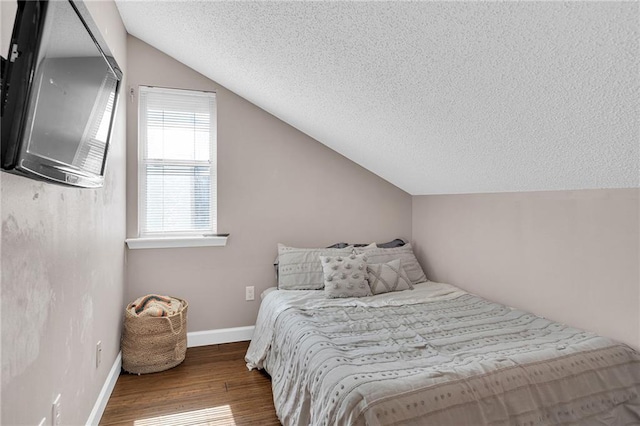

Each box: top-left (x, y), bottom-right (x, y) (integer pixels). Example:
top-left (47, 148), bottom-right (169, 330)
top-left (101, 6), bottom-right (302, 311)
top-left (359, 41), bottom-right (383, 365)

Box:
top-left (1, 0), bottom-right (122, 188)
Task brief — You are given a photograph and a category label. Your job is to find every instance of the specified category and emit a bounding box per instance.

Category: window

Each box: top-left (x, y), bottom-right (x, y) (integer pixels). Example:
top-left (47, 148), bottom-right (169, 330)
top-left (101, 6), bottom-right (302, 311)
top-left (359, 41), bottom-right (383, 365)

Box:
top-left (138, 86), bottom-right (217, 237)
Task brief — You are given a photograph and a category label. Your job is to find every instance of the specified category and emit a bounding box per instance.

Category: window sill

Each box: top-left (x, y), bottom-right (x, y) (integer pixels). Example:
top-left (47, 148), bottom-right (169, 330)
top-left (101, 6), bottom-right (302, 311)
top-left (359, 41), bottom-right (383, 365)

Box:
top-left (125, 234), bottom-right (229, 249)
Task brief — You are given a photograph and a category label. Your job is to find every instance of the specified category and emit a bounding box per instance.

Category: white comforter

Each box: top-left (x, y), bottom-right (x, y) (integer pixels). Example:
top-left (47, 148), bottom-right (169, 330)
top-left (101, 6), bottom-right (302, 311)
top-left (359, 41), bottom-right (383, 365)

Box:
top-left (246, 282), bottom-right (640, 425)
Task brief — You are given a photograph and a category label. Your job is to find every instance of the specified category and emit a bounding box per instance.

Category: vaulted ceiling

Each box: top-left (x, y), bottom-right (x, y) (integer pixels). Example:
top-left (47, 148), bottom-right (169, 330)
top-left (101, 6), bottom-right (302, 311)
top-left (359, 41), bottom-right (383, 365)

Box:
top-left (115, 1), bottom-right (638, 195)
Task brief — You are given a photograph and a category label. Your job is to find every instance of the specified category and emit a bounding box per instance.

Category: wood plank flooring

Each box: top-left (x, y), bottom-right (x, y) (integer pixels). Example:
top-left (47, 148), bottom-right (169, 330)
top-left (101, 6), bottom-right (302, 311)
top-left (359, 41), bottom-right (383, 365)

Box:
top-left (100, 341), bottom-right (280, 425)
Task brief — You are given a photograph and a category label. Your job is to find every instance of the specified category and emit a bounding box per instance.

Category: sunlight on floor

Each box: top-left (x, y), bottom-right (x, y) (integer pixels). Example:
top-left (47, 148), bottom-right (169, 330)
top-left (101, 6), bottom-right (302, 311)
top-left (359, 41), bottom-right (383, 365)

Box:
top-left (133, 405), bottom-right (237, 426)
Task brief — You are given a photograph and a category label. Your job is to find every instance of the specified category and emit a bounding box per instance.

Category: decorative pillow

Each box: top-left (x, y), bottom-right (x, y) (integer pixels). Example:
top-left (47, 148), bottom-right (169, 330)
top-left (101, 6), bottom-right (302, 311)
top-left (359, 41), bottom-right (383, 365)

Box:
top-left (320, 253), bottom-right (371, 298)
top-left (325, 242), bottom-right (351, 249)
top-left (355, 243), bottom-right (427, 284)
top-left (326, 238), bottom-right (405, 249)
top-left (277, 244), bottom-right (353, 290)
top-left (367, 259), bottom-right (413, 295)
top-left (376, 239), bottom-right (406, 249)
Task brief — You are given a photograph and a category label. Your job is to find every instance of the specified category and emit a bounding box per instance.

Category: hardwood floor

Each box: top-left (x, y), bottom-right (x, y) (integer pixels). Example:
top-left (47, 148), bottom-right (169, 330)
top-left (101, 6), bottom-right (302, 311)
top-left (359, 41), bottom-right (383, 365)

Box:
top-left (100, 341), bottom-right (280, 425)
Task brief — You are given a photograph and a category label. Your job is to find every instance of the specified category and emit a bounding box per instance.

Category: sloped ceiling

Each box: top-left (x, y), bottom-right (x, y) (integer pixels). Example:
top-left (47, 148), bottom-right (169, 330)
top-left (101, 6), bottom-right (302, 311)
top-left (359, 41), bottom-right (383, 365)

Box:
top-left (115, 1), bottom-right (638, 195)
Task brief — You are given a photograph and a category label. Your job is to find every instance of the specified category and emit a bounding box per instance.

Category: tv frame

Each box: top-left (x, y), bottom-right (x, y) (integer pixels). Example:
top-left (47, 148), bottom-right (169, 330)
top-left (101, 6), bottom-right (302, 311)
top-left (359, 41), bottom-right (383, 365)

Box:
top-left (1, 0), bottom-right (123, 188)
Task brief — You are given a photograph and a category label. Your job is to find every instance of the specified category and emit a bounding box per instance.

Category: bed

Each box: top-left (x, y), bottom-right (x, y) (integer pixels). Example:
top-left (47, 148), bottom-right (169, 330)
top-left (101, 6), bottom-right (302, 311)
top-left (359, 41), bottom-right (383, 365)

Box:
top-left (246, 281), bottom-right (640, 425)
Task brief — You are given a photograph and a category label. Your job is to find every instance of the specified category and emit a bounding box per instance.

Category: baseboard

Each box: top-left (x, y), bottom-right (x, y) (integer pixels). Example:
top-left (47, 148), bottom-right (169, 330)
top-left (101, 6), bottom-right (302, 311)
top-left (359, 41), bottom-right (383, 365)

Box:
top-left (86, 351), bottom-right (121, 426)
top-left (84, 327), bottom-right (253, 424)
top-left (187, 326), bottom-right (255, 347)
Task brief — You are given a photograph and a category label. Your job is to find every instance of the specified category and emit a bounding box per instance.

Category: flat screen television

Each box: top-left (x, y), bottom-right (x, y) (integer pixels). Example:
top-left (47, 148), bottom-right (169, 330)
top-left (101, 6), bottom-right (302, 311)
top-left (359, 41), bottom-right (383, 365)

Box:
top-left (1, 0), bottom-right (122, 188)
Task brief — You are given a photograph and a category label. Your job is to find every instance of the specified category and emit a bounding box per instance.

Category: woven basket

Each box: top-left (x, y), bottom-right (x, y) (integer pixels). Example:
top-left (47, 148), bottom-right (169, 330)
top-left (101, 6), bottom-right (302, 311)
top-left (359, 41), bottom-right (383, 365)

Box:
top-left (121, 298), bottom-right (188, 374)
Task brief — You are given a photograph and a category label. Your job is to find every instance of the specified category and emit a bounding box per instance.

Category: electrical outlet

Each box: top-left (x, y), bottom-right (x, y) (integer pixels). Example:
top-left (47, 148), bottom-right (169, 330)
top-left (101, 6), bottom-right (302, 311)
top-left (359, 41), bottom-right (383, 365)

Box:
top-left (52, 394), bottom-right (61, 426)
top-left (245, 286), bottom-right (255, 301)
top-left (96, 341), bottom-right (102, 368)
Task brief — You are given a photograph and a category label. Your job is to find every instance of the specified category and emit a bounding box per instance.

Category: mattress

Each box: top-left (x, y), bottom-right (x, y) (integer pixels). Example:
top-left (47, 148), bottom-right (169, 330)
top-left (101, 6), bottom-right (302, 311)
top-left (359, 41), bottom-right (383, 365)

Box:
top-left (246, 282), bottom-right (640, 425)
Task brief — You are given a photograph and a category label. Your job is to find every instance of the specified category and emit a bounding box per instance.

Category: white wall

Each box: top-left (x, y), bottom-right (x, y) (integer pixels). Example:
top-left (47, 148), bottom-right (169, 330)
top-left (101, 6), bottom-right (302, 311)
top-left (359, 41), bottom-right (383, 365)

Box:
top-left (0, 1), bottom-right (127, 424)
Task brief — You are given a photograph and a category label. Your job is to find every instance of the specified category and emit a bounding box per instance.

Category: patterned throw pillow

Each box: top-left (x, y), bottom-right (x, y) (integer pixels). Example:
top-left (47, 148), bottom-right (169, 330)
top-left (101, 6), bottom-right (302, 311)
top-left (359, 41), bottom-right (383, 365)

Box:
top-left (320, 253), bottom-right (371, 298)
top-left (355, 243), bottom-right (427, 284)
top-left (367, 259), bottom-right (414, 295)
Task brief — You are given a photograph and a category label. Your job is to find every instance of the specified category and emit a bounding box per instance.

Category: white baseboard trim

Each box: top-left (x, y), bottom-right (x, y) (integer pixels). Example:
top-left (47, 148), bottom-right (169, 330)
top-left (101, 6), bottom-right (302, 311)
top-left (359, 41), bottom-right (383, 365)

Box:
top-left (187, 326), bottom-right (255, 347)
top-left (84, 327), bottom-right (253, 424)
top-left (86, 351), bottom-right (122, 426)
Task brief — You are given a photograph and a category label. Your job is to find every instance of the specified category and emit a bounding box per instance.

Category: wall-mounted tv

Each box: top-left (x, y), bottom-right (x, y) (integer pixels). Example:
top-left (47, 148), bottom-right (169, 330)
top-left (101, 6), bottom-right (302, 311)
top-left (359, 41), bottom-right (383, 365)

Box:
top-left (1, 0), bottom-right (122, 188)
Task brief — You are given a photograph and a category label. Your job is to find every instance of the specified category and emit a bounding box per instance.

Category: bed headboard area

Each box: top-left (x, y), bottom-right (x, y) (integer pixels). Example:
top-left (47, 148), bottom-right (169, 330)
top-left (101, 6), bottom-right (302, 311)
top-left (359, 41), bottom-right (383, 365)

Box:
top-left (273, 238), bottom-right (406, 282)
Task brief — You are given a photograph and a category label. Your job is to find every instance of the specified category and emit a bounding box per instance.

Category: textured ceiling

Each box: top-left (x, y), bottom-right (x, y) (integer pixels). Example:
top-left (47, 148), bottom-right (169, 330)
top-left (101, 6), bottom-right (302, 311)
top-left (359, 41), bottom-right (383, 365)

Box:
top-left (115, 1), bottom-right (639, 195)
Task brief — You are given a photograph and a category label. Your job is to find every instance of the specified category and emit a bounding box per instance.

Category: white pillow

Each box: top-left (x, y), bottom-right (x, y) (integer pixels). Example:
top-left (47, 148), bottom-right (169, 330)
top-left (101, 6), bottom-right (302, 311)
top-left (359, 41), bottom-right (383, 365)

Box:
top-left (277, 244), bottom-right (353, 290)
top-left (320, 253), bottom-right (371, 298)
top-left (367, 259), bottom-right (413, 295)
top-left (355, 243), bottom-right (427, 284)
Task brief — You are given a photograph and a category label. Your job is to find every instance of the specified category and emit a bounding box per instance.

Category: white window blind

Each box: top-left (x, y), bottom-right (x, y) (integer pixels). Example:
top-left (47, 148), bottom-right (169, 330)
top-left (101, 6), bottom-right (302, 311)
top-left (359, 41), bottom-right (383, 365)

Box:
top-left (138, 86), bottom-right (217, 236)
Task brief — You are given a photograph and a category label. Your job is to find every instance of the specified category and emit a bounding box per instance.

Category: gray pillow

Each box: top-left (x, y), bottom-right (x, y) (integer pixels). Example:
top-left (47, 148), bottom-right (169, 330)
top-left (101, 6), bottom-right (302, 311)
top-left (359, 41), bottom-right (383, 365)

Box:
top-left (276, 239), bottom-right (407, 278)
top-left (320, 253), bottom-right (371, 298)
top-left (367, 259), bottom-right (413, 295)
top-left (277, 244), bottom-right (353, 290)
top-left (355, 243), bottom-right (427, 284)
top-left (326, 238), bottom-right (406, 249)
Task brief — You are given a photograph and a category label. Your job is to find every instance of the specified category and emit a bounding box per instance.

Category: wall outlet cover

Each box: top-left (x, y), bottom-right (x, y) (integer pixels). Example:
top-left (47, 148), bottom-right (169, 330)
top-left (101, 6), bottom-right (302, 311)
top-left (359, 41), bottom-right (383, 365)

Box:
top-left (96, 341), bottom-right (102, 368)
top-left (52, 394), bottom-right (61, 426)
top-left (245, 286), bottom-right (255, 301)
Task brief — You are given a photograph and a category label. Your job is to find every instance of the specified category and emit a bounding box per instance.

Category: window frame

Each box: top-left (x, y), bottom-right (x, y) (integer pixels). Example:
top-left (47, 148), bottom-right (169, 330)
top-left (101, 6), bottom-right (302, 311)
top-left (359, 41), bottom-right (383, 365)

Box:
top-left (136, 85), bottom-right (218, 240)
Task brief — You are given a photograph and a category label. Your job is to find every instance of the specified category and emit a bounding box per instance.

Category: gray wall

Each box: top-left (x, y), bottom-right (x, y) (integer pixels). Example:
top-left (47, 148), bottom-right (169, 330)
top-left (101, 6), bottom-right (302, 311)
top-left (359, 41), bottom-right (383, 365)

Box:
top-left (412, 188), bottom-right (639, 350)
top-left (125, 36), bottom-right (413, 331)
top-left (0, 1), bottom-right (127, 424)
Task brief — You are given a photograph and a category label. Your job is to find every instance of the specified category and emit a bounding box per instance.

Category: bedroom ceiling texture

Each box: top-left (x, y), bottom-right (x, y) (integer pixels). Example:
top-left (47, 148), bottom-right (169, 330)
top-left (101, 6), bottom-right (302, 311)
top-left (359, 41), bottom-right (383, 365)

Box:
top-left (115, 1), bottom-right (638, 195)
